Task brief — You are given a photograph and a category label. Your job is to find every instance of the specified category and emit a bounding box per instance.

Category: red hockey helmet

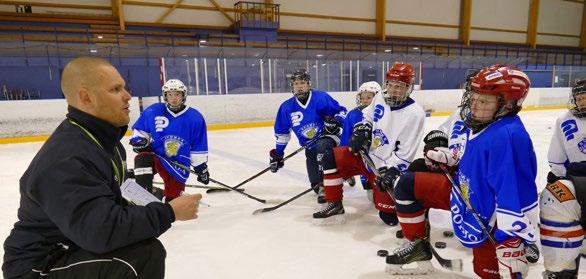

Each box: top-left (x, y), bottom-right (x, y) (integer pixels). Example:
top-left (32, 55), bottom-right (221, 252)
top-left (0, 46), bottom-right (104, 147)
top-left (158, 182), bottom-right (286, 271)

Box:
top-left (469, 65), bottom-right (530, 104)
top-left (460, 65), bottom-right (531, 131)
top-left (386, 63), bottom-right (415, 85)
top-left (384, 63), bottom-right (415, 107)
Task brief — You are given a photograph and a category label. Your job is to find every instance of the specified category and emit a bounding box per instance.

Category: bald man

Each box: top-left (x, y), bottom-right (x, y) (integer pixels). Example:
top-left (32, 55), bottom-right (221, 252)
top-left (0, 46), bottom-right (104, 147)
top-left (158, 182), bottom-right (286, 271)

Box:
top-left (3, 57), bottom-right (202, 279)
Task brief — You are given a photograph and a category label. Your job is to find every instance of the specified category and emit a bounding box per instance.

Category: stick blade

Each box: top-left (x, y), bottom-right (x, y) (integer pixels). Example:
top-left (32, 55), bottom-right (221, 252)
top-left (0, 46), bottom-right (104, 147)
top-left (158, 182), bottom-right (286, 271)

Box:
top-left (206, 188), bottom-right (244, 194)
top-left (252, 208), bottom-right (273, 215)
top-left (436, 256), bottom-right (462, 272)
top-left (431, 246), bottom-right (462, 272)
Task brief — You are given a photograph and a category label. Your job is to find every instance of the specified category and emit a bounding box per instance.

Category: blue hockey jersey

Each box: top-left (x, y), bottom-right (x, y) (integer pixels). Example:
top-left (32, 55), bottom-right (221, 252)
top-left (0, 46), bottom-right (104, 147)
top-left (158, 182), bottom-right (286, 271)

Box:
top-left (274, 90), bottom-right (346, 155)
top-left (451, 115), bottom-right (539, 248)
top-left (131, 103), bottom-right (208, 183)
top-left (340, 107), bottom-right (364, 146)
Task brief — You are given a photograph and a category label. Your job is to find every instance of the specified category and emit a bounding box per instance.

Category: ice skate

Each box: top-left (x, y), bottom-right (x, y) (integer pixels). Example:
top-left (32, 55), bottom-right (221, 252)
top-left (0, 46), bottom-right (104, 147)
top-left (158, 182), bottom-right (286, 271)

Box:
top-left (542, 270), bottom-right (578, 279)
top-left (385, 238), bottom-right (435, 275)
top-left (317, 186), bottom-right (326, 204)
top-left (345, 176), bottom-right (356, 187)
top-left (312, 201), bottom-right (345, 225)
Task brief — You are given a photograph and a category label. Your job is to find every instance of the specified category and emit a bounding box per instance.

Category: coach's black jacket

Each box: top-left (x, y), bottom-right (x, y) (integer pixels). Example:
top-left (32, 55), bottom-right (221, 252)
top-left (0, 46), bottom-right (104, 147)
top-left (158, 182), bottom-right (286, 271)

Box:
top-left (2, 106), bottom-right (175, 278)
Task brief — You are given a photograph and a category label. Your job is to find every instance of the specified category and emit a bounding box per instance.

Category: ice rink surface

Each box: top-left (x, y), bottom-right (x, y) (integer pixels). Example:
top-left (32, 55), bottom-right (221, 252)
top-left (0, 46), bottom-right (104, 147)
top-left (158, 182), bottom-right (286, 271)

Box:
top-left (1, 108), bottom-right (584, 279)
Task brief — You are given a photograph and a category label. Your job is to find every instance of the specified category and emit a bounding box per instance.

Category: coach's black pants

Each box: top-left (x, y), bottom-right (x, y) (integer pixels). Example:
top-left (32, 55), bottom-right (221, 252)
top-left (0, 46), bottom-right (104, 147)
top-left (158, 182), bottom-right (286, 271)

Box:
top-left (20, 238), bottom-right (166, 279)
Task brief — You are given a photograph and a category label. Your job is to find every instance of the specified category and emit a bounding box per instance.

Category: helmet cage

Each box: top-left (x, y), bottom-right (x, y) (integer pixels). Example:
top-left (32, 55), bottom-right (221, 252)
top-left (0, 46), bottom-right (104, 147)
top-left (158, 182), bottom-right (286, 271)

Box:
top-left (356, 81), bottom-right (381, 107)
top-left (459, 89), bottom-right (506, 131)
top-left (384, 79), bottom-right (413, 107)
top-left (356, 90), bottom-right (376, 107)
top-left (290, 69), bottom-right (311, 101)
top-left (570, 80), bottom-right (586, 118)
top-left (162, 79), bottom-right (187, 110)
top-left (459, 65), bottom-right (529, 131)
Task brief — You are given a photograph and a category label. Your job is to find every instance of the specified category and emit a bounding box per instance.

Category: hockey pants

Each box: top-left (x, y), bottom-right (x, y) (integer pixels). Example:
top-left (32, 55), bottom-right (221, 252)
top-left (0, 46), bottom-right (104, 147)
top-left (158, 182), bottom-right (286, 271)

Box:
top-left (393, 170), bottom-right (501, 278)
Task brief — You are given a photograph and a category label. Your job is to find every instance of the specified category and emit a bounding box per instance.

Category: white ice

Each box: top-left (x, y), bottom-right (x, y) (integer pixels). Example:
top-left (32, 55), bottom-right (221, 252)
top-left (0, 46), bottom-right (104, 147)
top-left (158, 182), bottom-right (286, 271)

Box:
top-left (1, 109), bottom-right (584, 279)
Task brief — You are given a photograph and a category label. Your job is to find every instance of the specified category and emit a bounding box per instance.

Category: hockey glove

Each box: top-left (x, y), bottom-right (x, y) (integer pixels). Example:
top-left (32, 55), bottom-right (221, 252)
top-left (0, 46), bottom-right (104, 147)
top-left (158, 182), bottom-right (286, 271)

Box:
top-left (323, 117), bottom-right (342, 137)
top-left (423, 130), bottom-right (448, 154)
top-left (546, 171), bottom-right (559, 184)
top-left (375, 167), bottom-right (400, 193)
top-left (425, 147), bottom-right (459, 167)
top-left (269, 149), bottom-right (284, 173)
top-left (349, 122), bottom-right (372, 154)
top-left (496, 237), bottom-right (528, 279)
top-left (423, 130), bottom-right (449, 170)
top-left (129, 137), bottom-right (151, 153)
top-left (193, 163), bottom-right (209, 185)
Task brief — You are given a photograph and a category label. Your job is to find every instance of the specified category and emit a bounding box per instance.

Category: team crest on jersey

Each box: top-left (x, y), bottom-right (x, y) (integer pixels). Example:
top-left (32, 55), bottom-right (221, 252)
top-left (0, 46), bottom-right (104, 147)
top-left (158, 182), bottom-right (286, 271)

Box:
top-left (162, 135), bottom-right (185, 157)
top-left (372, 129), bottom-right (389, 147)
top-left (300, 123), bottom-right (318, 139)
top-left (578, 137), bottom-right (586, 154)
top-left (290, 111), bottom-right (304, 127)
top-left (458, 174), bottom-right (471, 204)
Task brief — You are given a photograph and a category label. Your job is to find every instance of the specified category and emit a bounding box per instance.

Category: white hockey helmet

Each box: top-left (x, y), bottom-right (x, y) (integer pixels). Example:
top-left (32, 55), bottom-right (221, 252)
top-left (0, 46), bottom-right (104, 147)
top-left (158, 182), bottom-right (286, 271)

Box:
top-left (162, 79), bottom-right (187, 108)
top-left (356, 81), bottom-right (381, 106)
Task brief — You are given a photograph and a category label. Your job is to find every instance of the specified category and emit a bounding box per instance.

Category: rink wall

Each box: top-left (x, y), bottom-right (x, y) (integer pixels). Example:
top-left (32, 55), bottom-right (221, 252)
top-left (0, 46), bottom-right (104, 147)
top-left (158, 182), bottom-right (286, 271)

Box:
top-left (0, 88), bottom-right (571, 143)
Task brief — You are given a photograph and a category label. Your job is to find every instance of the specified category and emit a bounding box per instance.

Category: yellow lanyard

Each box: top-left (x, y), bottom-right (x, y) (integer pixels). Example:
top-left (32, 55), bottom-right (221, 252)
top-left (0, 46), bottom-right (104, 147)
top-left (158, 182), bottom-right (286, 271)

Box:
top-left (69, 120), bottom-right (125, 186)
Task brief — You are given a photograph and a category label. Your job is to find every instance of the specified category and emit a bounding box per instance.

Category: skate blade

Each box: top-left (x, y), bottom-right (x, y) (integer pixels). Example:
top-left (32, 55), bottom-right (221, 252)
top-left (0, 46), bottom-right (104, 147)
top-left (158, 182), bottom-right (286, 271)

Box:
top-left (385, 260), bottom-right (434, 275)
top-left (312, 214), bottom-right (346, 226)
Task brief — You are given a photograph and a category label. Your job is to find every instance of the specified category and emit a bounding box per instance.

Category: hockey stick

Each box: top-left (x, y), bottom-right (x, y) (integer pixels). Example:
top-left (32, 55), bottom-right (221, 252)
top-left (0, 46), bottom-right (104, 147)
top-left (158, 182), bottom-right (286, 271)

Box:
top-left (207, 137), bottom-right (318, 194)
top-left (441, 167), bottom-right (526, 278)
top-left (440, 165), bottom-right (496, 245)
top-left (169, 160), bottom-right (284, 204)
top-left (152, 181), bottom-right (224, 190)
top-left (428, 241), bottom-right (463, 272)
top-left (358, 151), bottom-right (396, 201)
top-left (252, 188), bottom-right (314, 215)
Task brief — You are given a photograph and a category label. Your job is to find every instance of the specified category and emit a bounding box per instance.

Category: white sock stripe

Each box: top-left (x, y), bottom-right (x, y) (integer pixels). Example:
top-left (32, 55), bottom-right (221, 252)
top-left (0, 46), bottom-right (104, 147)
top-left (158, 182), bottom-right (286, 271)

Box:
top-left (134, 167), bottom-right (153, 175)
top-left (32, 257), bottom-right (138, 277)
top-left (540, 224), bottom-right (582, 232)
top-left (323, 169), bottom-right (338, 175)
top-left (395, 199), bottom-right (415, 205)
top-left (397, 214), bottom-right (426, 224)
top-left (323, 178), bottom-right (344, 186)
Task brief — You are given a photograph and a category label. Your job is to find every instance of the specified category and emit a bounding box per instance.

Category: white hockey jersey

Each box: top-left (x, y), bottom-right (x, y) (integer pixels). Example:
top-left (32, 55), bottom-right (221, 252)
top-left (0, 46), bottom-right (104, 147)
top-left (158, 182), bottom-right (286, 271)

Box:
top-left (548, 111), bottom-right (586, 177)
top-left (361, 92), bottom-right (425, 172)
top-left (439, 108), bottom-right (468, 162)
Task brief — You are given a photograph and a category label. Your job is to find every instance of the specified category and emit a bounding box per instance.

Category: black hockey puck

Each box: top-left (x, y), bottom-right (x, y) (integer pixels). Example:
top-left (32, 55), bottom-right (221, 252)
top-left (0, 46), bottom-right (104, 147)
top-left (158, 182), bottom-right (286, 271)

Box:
top-left (377, 249), bottom-right (388, 257)
top-left (396, 230), bottom-right (404, 239)
top-left (443, 230), bottom-right (454, 238)
top-left (434, 241), bottom-right (447, 249)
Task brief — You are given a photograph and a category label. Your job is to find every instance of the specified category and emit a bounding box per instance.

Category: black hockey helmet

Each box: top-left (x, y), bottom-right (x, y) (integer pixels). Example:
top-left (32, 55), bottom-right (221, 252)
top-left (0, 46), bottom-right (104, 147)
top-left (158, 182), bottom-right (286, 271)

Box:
top-left (290, 69), bottom-right (311, 102)
top-left (571, 79), bottom-right (586, 118)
